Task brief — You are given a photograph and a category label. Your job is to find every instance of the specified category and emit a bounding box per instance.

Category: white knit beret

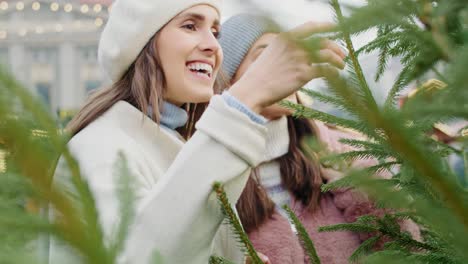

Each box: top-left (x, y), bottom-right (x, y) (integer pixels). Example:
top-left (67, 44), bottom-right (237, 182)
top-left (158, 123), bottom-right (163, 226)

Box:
top-left (98, 0), bottom-right (222, 82)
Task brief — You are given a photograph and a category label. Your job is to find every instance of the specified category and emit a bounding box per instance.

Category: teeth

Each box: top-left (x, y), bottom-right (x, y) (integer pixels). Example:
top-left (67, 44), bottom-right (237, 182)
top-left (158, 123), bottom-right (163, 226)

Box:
top-left (187, 62), bottom-right (213, 75)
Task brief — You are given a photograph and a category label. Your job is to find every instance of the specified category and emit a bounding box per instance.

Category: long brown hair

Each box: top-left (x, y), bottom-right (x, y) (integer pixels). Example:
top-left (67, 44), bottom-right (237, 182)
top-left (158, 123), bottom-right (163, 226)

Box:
top-left (236, 115), bottom-right (323, 233)
top-left (67, 33), bottom-right (211, 140)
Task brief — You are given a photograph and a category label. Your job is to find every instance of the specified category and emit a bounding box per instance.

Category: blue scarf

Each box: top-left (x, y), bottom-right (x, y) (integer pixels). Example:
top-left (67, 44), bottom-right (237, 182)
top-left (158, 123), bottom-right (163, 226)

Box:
top-left (148, 101), bottom-right (188, 130)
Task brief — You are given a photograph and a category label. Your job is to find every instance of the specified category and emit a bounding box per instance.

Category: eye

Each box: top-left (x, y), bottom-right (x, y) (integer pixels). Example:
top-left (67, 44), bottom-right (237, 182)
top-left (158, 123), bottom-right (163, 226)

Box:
top-left (182, 23), bottom-right (196, 31)
top-left (212, 30), bottom-right (220, 39)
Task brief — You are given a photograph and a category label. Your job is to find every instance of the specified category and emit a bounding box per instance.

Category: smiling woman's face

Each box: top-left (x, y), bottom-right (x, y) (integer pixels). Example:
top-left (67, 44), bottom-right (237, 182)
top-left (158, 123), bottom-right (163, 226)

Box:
top-left (157, 4), bottom-right (222, 106)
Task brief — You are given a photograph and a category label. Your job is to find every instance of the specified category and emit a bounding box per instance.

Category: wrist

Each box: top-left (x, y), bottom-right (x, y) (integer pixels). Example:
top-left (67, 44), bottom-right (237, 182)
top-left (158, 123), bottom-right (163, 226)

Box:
top-left (221, 92), bottom-right (267, 125)
top-left (229, 80), bottom-right (264, 114)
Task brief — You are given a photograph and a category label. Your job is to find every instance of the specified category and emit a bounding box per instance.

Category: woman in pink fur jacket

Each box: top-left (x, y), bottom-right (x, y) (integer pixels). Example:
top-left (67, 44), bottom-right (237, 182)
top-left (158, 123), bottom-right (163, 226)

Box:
top-left (219, 14), bottom-right (421, 264)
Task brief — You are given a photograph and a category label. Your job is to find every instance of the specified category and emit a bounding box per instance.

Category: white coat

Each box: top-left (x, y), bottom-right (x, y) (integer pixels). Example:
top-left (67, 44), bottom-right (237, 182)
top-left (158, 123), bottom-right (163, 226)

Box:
top-left (50, 95), bottom-right (268, 263)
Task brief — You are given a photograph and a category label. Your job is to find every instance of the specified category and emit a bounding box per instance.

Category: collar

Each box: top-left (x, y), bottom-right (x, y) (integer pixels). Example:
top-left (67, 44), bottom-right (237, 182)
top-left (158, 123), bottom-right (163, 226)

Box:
top-left (160, 101), bottom-right (188, 130)
top-left (147, 101), bottom-right (188, 130)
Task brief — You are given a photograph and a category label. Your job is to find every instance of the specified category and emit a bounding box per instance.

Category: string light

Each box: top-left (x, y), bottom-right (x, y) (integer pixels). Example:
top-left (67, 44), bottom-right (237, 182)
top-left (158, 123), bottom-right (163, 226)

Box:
top-left (107, 4), bottom-right (112, 13)
top-left (0, 1), bottom-right (8, 11)
top-left (32, 2), bottom-right (40, 11)
top-left (93, 4), bottom-right (102, 13)
top-left (50, 2), bottom-right (59, 12)
top-left (94, 17), bottom-right (103, 27)
top-left (64, 3), bottom-right (72, 12)
top-left (0, 2), bottom-right (113, 36)
top-left (80, 4), bottom-right (89, 13)
top-left (16, 1), bottom-right (25, 11)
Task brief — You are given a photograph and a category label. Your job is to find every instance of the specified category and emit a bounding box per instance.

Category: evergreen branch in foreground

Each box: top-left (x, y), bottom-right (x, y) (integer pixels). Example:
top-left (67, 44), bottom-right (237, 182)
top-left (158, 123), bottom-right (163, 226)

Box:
top-left (330, 0), bottom-right (378, 111)
top-left (283, 205), bottom-right (321, 264)
top-left (350, 235), bottom-right (382, 263)
top-left (212, 182), bottom-right (262, 264)
top-left (209, 255), bottom-right (236, 264)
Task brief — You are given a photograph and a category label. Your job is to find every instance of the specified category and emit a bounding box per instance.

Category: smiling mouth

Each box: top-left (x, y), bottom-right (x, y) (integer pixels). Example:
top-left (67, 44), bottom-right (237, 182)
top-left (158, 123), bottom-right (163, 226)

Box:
top-left (186, 62), bottom-right (213, 79)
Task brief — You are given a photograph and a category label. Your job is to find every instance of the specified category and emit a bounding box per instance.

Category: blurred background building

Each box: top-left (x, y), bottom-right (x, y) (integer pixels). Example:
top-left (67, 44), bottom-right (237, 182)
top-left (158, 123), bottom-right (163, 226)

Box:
top-left (0, 0), bottom-right (401, 121)
top-left (0, 0), bottom-right (112, 119)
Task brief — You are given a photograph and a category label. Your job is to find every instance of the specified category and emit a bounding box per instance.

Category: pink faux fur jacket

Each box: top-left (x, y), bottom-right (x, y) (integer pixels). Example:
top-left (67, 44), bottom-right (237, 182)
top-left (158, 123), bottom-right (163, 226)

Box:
top-left (248, 121), bottom-right (421, 264)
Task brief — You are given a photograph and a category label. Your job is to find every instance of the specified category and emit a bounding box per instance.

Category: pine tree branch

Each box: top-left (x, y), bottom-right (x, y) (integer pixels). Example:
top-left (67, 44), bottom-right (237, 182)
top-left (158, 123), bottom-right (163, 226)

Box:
top-left (330, 0), bottom-right (378, 111)
top-left (279, 100), bottom-right (382, 141)
top-left (318, 223), bottom-right (378, 233)
top-left (319, 67), bottom-right (468, 237)
top-left (209, 255), bottom-right (237, 264)
top-left (321, 150), bottom-right (393, 164)
top-left (349, 235), bottom-right (382, 263)
top-left (0, 68), bottom-right (112, 263)
top-left (212, 182), bottom-right (263, 264)
top-left (283, 205), bottom-right (321, 264)
top-left (109, 153), bottom-right (137, 259)
top-left (299, 88), bottom-right (346, 109)
top-left (366, 161), bottom-right (400, 174)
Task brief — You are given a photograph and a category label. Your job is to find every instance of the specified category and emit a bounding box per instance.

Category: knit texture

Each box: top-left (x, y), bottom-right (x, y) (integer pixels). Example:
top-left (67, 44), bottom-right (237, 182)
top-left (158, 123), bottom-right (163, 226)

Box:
top-left (222, 91), bottom-right (267, 124)
top-left (219, 14), bottom-right (281, 80)
top-left (98, 0), bottom-right (222, 82)
top-left (160, 102), bottom-right (189, 130)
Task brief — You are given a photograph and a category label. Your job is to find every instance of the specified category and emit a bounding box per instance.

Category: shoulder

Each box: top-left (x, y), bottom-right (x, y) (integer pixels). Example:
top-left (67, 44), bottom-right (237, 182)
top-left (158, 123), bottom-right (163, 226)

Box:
top-left (66, 102), bottom-right (151, 171)
top-left (67, 117), bottom-right (140, 172)
top-left (68, 100), bottom-right (176, 165)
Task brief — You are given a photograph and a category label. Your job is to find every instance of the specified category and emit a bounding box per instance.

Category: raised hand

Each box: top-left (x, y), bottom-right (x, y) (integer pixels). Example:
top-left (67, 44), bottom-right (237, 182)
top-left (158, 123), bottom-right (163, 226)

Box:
top-left (229, 22), bottom-right (346, 114)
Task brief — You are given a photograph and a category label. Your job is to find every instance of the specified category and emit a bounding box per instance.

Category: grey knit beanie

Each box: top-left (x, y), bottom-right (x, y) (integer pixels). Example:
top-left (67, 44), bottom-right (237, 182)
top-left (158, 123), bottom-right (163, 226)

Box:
top-left (219, 14), bottom-right (281, 81)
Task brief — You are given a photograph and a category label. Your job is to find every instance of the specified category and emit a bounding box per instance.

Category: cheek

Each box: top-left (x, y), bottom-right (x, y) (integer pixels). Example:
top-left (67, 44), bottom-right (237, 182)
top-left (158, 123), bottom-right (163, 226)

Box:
top-left (216, 49), bottom-right (223, 72)
top-left (231, 59), bottom-right (253, 83)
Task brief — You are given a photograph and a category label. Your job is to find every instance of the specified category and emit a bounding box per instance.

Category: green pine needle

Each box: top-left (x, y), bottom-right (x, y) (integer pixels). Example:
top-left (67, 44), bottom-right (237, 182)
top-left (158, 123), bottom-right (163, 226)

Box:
top-left (283, 205), bottom-right (321, 264)
top-left (212, 182), bottom-right (263, 264)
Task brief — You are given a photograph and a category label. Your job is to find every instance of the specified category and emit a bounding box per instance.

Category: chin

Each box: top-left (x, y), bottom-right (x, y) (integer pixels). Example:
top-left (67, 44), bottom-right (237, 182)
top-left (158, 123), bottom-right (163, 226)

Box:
top-left (187, 89), bottom-right (214, 104)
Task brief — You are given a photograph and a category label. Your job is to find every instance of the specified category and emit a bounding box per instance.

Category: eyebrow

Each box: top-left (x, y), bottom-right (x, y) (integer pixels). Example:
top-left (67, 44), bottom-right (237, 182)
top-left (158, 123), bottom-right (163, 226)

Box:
top-left (178, 13), bottom-right (220, 26)
top-left (252, 44), bottom-right (269, 53)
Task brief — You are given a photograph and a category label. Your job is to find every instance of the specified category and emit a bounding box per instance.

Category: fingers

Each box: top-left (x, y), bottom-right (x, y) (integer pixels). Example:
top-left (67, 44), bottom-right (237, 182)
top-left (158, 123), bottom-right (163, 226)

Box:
top-left (287, 22), bottom-right (336, 39)
top-left (320, 39), bottom-right (347, 59)
top-left (258, 252), bottom-right (271, 264)
top-left (278, 22), bottom-right (346, 71)
top-left (315, 49), bottom-right (346, 69)
top-left (304, 64), bottom-right (340, 81)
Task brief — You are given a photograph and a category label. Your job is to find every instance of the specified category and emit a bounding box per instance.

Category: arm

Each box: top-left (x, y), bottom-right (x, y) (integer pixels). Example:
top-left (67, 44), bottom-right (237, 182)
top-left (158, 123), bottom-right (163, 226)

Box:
top-left (120, 96), bottom-right (267, 264)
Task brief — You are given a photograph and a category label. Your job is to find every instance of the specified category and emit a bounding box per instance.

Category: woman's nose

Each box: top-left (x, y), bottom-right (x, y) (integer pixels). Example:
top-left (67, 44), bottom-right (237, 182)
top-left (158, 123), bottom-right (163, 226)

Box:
top-left (198, 31), bottom-right (220, 54)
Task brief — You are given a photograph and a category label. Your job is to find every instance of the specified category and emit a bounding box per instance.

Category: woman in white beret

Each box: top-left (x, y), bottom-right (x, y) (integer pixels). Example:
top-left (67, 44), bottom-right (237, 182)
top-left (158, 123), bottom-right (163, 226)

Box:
top-left (49, 0), bottom-right (345, 263)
